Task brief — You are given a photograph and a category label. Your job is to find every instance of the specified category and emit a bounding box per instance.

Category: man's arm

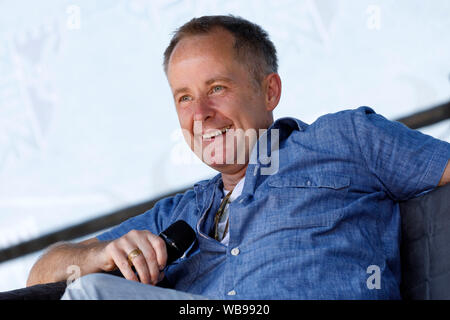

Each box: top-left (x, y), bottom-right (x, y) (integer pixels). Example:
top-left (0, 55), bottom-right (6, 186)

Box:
top-left (438, 160), bottom-right (450, 186)
top-left (26, 238), bottom-right (108, 287)
top-left (26, 229), bottom-right (167, 287)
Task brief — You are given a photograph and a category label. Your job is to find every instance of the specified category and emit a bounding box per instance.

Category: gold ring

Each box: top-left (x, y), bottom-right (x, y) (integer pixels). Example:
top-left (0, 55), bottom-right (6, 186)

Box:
top-left (127, 248), bottom-right (142, 264)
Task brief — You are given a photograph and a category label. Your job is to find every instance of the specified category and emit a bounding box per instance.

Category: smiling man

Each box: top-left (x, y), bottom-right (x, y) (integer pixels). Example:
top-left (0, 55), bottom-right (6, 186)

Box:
top-left (27, 15), bottom-right (450, 300)
top-left (166, 22), bottom-right (280, 189)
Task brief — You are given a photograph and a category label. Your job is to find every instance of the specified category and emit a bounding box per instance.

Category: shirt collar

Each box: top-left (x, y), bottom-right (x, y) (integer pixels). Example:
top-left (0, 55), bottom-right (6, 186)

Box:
top-left (270, 117), bottom-right (309, 132)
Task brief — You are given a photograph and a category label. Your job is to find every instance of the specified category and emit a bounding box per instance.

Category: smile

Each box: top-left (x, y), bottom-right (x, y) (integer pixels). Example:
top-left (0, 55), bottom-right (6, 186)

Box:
top-left (202, 125), bottom-right (232, 140)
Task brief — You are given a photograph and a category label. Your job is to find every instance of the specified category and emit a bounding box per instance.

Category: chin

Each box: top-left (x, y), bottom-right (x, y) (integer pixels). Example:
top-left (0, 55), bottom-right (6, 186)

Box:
top-left (207, 162), bottom-right (248, 175)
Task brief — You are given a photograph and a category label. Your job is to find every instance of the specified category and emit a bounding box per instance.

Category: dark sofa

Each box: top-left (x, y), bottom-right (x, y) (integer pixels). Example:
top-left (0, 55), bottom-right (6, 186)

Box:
top-left (400, 182), bottom-right (450, 299)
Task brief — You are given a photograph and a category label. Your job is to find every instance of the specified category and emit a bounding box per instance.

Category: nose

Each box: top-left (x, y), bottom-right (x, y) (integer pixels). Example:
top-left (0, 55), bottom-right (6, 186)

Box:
top-left (193, 96), bottom-right (215, 122)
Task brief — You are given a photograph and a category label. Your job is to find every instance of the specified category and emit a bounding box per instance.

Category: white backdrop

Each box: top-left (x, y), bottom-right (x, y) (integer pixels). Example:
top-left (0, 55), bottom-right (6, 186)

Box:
top-left (1, 0), bottom-right (449, 291)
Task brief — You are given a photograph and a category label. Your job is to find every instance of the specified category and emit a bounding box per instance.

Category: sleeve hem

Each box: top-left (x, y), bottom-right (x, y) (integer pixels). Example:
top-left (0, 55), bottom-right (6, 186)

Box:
top-left (420, 140), bottom-right (450, 189)
top-left (95, 231), bottom-right (116, 242)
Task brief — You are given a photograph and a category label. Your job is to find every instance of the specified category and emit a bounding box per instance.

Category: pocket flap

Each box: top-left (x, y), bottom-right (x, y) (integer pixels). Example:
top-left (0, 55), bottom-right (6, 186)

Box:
top-left (268, 173), bottom-right (350, 190)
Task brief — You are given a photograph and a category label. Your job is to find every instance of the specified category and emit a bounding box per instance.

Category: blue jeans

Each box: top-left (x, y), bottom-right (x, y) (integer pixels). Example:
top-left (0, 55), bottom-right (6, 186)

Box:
top-left (61, 273), bottom-right (208, 300)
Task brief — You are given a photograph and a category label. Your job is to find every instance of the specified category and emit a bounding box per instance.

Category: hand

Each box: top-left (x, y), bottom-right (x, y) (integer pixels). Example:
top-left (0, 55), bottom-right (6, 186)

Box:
top-left (100, 230), bottom-right (167, 285)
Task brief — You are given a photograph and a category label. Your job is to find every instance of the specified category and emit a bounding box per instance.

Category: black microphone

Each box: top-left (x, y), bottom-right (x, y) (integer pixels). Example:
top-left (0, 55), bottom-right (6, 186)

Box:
top-left (159, 220), bottom-right (196, 265)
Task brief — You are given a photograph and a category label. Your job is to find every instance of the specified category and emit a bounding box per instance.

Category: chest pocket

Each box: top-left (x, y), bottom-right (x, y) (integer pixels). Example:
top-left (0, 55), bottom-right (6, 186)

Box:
top-left (265, 173), bottom-right (350, 228)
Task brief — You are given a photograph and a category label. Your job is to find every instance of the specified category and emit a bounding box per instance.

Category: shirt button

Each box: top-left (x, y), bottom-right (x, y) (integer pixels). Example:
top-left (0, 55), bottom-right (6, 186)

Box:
top-left (227, 290), bottom-right (236, 296)
top-left (231, 247), bottom-right (240, 256)
top-left (306, 180), bottom-right (311, 186)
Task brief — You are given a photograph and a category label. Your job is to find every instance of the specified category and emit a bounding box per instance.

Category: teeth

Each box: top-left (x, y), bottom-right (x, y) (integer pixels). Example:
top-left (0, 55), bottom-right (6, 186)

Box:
top-left (202, 126), bottom-right (231, 139)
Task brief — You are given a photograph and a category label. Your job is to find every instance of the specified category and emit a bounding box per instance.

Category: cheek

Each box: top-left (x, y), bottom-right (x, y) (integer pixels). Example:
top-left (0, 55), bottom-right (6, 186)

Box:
top-left (231, 97), bottom-right (261, 127)
top-left (211, 94), bottom-right (247, 121)
top-left (240, 94), bottom-right (269, 127)
top-left (176, 107), bottom-right (193, 128)
top-left (176, 108), bottom-right (199, 150)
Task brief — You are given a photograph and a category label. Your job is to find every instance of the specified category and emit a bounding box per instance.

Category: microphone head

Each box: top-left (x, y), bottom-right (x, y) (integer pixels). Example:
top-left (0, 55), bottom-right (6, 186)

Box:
top-left (159, 220), bottom-right (196, 265)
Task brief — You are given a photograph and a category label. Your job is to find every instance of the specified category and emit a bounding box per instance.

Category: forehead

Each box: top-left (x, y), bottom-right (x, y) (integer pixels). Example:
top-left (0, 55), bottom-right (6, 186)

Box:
top-left (167, 29), bottom-right (237, 73)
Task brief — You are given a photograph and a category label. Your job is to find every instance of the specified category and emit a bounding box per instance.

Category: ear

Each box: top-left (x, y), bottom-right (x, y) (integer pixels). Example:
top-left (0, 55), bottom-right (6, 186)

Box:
top-left (264, 73), bottom-right (282, 112)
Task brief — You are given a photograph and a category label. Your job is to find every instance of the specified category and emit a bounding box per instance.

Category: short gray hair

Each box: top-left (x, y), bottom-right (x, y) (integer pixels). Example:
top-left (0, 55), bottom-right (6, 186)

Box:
top-left (163, 15), bottom-right (278, 86)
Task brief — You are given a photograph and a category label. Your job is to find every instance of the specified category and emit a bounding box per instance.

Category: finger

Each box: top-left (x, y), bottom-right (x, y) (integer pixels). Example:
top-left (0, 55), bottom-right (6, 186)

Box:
top-left (127, 247), bottom-right (152, 285)
top-left (147, 233), bottom-right (168, 271)
top-left (109, 245), bottom-right (138, 282)
top-left (136, 240), bottom-right (160, 285)
top-left (118, 230), bottom-right (152, 284)
top-left (132, 241), bottom-right (157, 285)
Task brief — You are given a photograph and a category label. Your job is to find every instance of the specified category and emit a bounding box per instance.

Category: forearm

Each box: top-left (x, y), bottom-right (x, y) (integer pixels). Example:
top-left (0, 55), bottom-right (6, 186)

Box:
top-left (26, 241), bottom-right (108, 287)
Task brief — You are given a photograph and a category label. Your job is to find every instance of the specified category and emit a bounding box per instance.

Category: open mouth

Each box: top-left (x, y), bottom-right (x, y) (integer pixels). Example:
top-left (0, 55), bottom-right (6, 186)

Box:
top-left (202, 125), bottom-right (232, 141)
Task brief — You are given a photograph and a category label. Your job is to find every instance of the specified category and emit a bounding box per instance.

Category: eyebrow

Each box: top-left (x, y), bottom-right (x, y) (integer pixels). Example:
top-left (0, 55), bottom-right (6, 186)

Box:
top-left (173, 76), bottom-right (235, 98)
top-left (205, 76), bottom-right (234, 86)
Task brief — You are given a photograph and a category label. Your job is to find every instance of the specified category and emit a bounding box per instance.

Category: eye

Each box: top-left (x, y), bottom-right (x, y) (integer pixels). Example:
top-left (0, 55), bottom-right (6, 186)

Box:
top-left (211, 85), bottom-right (224, 93)
top-left (179, 95), bottom-right (192, 103)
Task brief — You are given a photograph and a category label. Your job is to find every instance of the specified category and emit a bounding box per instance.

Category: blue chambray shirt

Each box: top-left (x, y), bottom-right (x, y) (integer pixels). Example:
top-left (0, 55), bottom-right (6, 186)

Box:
top-left (97, 107), bottom-right (450, 299)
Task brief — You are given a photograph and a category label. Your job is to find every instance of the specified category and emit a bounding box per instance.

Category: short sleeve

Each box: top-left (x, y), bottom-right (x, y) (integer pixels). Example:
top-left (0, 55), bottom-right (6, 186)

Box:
top-left (351, 106), bottom-right (450, 201)
top-left (96, 191), bottom-right (193, 242)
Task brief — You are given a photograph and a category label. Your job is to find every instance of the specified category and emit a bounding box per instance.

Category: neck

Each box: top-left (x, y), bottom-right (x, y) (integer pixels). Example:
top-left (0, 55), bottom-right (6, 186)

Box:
top-left (221, 164), bottom-right (247, 191)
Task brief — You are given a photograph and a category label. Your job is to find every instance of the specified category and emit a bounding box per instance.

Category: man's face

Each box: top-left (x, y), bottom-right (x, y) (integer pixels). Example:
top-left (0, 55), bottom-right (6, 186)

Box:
top-left (166, 28), bottom-right (274, 174)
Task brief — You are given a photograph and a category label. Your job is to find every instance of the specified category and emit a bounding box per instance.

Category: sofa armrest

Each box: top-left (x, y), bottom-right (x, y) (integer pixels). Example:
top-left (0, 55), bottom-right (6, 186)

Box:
top-left (400, 183), bottom-right (450, 299)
